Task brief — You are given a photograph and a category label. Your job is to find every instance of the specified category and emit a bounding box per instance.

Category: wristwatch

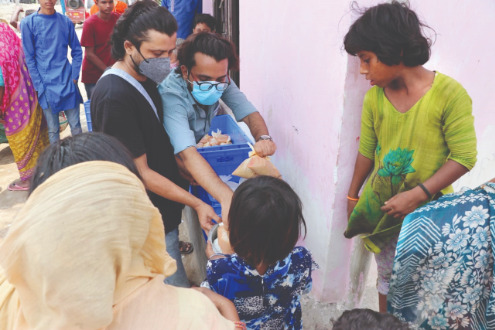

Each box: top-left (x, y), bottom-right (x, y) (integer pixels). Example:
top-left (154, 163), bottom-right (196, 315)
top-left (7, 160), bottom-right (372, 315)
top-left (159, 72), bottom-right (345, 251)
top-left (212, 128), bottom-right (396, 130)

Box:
top-left (258, 135), bottom-right (273, 141)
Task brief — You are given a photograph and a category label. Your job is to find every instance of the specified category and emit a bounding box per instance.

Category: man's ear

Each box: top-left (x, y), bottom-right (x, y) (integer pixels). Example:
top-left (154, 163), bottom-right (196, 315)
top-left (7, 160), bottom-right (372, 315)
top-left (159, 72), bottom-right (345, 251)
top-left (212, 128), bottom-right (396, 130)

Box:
top-left (180, 65), bottom-right (188, 80)
top-left (123, 40), bottom-right (135, 56)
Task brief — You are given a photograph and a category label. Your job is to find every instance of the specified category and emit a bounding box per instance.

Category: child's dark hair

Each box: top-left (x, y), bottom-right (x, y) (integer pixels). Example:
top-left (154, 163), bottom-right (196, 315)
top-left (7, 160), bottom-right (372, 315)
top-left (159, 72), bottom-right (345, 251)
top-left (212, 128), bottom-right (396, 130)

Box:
top-left (344, 1), bottom-right (433, 67)
top-left (30, 132), bottom-right (140, 194)
top-left (193, 13), bottom-right (217, 32)
top-left (228, 176), bottom-right (307, 267)
top-left (333, 308), bottom-right (408, 330)
top-left (175, 32), bottom-right (239, 74)
top-left (111, 0), bottom-right (177, 60)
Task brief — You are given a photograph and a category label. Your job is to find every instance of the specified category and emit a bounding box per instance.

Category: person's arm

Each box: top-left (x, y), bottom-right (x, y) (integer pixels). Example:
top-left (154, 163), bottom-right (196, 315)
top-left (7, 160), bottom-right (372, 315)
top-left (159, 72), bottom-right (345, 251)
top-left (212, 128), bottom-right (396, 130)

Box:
top-left (134, 154), bottom-right (220, 231)
top-left (382, 160), bottom-right (468, 219)
top-left (192, 287), bottom-right (240, 323)
top-left (80, 20), bottom-right (107, 72)
top-left (347, 153), bottom-right (374, 219)
top-left (68, 17), bottom-right (83, 82)
top-left (241, 112), bottom-right (276, 157)
top-left (10, 6), bottom-right (23, 30)
top-left (221, 79), bottom-right (276, 157)
top-left (178, 147), bottom-right (234, 226)
top-left (159, 85), bottom-right (234, 224)
top-left (85, 47), bottom-right (108, 72)
top-left (347, 91), bottom-right (377, 219)
top-left (21, 18), bottom-right (45, 96)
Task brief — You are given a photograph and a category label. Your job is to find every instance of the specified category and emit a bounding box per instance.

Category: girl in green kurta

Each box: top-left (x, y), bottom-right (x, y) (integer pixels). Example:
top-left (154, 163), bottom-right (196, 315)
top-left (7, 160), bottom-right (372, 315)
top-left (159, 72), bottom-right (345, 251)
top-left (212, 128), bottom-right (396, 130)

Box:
top-left (343, 1), bottom-right (477, 312)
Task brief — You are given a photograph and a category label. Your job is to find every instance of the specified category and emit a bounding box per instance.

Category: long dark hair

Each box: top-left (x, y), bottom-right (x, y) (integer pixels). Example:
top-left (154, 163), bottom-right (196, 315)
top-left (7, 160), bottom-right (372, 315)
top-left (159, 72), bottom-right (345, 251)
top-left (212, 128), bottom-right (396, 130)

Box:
top-left (228, 176), bottom-right (307, 268)
top-left (30, 132), bottom-right (140, 194)
top-left (111, 0), bottom-right (177, 60)
top-left (344, 1), bottom-right (434, 67)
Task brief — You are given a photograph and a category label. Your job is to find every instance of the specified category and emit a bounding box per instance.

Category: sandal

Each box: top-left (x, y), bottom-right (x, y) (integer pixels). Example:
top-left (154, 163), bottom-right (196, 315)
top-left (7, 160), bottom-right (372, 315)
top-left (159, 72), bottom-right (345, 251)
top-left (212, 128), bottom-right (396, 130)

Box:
top-left (8, 182), bottom-right (29, 191)
top-left (179, 240), bottom-right (194, 254)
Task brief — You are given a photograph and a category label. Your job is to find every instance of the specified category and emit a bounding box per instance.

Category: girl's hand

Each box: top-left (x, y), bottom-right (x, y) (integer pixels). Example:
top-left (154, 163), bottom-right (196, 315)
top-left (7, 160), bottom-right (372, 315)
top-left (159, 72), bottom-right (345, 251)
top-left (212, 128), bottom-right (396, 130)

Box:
top-left (381, 187), bottom-right (428, 219)
top-left (194, 202), bottom-right (220, 232)
top-left (347, 199), bottom-right (358, 220)
top-left (192, 287), bottom-right (240, 323)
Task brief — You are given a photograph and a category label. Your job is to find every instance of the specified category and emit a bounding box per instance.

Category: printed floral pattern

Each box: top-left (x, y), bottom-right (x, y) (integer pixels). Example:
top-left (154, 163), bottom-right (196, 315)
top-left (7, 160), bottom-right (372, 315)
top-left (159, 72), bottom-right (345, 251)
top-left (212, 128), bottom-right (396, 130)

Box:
top-left (388, 183), bottom-right (495, 330)
top-left (204, 247), bottom-right (317, 330)
top-left (377, 147), bottom-right (416, 186)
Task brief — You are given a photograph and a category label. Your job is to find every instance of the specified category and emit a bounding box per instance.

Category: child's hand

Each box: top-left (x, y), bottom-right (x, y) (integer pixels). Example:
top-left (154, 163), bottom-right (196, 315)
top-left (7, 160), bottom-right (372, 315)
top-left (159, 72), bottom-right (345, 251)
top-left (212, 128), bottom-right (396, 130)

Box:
top-left (192, 287), bottom-right (240, 323)
top-left (347, 199), bottom-right (358, 220)
top-left (381, 187), bottom-right (428, 219)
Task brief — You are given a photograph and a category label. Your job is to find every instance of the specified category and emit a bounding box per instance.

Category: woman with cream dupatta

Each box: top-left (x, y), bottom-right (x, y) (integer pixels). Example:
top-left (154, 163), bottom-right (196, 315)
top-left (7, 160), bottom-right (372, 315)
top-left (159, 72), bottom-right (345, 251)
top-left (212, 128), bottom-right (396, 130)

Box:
top-left (0, 161), bottom-right (238, 329)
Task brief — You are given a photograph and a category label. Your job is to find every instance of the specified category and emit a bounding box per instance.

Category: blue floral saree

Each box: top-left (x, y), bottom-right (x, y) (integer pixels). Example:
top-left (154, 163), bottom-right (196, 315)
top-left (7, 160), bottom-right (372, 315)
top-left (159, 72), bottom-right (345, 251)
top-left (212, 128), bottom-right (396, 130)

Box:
top-left (388, 182), bottom-right (495, 329)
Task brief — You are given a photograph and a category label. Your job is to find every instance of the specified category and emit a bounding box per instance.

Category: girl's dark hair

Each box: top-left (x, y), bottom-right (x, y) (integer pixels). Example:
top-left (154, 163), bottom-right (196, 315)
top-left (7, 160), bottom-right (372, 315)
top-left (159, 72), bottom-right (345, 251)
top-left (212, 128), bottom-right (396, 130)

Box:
top-left (228, 176), bottom-right (307, 268)
top-left (30, 132), bottom-right (140, 194)
top-left (193, 13), bottom-right (217, 32)
top-left (333, 308), bottom-right (409, 330)
top-left (344, 1), bottom-right (433, 67)
top-left (175, 32), bottom-right (239, 74)
top-left (111, 0), bottom-right (178, 60)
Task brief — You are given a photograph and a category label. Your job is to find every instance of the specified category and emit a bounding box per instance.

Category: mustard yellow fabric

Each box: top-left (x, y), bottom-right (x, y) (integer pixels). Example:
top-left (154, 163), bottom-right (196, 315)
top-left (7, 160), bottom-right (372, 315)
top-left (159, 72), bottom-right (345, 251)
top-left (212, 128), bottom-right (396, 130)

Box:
top-left (345, 72), bottom-right (477, 253)
top-left (0, 161), bottom-right (234, 329)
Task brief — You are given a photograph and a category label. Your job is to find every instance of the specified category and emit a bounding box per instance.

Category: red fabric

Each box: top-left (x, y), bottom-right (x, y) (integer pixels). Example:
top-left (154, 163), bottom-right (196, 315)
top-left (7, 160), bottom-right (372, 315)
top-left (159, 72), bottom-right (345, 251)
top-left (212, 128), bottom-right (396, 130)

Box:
top-left (80, 12), bottom-right (119, 84)
top-left (0, 23), bottom-right (22, 115)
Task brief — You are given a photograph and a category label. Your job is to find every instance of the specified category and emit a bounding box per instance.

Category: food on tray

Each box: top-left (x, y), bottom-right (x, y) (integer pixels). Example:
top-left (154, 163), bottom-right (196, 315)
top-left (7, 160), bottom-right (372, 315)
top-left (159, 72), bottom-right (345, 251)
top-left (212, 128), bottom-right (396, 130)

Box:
top-left (197, 129), bottom-right (232, 148)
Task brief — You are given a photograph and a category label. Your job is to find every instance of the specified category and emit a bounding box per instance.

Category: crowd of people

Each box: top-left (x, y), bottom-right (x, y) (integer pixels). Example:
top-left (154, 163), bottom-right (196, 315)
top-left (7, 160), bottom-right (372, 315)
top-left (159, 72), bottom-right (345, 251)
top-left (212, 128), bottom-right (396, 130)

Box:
top-left (0, 0), bottom-right (492, 329)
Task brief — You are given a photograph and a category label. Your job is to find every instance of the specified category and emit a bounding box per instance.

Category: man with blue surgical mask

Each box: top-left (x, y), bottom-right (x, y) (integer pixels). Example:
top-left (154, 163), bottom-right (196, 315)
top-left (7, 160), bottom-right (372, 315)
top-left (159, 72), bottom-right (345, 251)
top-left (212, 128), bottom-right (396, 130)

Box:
top-left (158, 32), bottom-right (276, 223)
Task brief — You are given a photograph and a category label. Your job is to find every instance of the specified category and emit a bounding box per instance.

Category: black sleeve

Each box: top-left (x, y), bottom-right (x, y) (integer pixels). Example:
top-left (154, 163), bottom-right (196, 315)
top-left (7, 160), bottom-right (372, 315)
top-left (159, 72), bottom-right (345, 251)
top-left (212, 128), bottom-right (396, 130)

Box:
top-left (93, 96), bottom-right (146, 159)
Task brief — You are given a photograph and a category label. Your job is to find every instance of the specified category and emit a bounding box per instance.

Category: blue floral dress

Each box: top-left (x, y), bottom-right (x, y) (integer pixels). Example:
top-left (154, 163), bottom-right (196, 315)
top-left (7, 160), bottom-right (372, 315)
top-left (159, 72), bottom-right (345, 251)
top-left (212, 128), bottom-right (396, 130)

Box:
top-left (205, 247), bottom-right (317, 329)
top-left (388, 182), bottom-right (495, 329)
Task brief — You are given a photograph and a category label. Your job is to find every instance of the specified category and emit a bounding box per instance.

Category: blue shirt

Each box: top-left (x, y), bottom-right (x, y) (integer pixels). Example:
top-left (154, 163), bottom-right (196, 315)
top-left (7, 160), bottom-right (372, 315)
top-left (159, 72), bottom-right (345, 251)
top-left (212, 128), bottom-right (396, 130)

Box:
top-left (21, 10), bottom-right (83, 112)
top-left (206, 247), bottom-right (317, 329)
top-left (161, 0), bottom-right (202, 39)
top-left (158, 72), bottom-right (257, 154)
top-left (0, 67), bottom-right (3, 87)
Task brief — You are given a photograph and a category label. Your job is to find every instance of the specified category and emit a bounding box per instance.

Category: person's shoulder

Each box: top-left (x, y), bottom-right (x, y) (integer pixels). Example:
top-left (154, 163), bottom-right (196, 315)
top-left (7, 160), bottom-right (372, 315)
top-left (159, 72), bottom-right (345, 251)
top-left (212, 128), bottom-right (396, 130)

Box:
top-left (160, 73), bottom-right (187, 92)
top-left (93, 75), bottom-right (136, 105)
top-left (83, 13), bottom-right (98, 25)
top-left (291, 246), bottom-right (317, 268)
top-left (22, 12), bottom-right (36, 26)
top-left (363, 86), bottom-right (382, 99)
top-left (292, 246), bottom-right (311, 259)
top-left (159, 73), bottom-right (191, 102)
top-left (110, 12), bottom-right (120, 21)
top-left (58, 12), bottom-right (75, 26)
top-left (434, 72), bottom-right (467, 93)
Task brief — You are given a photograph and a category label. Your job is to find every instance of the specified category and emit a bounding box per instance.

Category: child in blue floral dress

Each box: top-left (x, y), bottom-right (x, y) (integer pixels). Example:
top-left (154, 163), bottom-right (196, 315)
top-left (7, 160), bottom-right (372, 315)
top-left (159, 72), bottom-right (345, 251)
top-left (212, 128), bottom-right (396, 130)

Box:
top-left (203, 176), bottom-right (317, 329)
top-left (343, 1), bottom-right (477, 312)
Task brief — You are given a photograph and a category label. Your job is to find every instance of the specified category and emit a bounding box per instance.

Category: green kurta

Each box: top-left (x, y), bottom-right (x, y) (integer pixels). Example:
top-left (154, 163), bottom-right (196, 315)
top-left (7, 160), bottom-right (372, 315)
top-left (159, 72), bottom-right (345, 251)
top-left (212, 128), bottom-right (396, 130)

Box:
top-left (344, 72), bottom-right (477, 253)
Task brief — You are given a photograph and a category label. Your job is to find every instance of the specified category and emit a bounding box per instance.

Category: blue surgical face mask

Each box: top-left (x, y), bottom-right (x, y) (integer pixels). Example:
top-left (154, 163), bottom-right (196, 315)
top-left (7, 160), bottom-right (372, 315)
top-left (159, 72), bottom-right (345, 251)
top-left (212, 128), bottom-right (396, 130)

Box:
top-left (190, 81), bottom-right (225, 105)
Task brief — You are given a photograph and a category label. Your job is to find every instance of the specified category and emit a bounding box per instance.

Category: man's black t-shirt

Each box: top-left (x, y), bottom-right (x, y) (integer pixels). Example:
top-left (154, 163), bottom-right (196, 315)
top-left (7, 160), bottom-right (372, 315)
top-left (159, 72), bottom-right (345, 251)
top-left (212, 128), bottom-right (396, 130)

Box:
top-left (91, 74), bottom-right (183, 233)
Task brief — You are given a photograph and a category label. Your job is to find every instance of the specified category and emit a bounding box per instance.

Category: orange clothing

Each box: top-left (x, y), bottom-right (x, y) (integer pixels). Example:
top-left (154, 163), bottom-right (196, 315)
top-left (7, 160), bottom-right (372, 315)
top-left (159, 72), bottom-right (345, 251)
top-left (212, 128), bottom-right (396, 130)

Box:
top-left (90, 0), bottom-right (127, 15)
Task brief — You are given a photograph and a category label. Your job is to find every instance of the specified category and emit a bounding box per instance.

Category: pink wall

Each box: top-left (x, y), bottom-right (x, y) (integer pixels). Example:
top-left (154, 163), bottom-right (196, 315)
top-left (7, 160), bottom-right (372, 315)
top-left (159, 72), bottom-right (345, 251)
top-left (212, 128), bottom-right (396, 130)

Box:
top-left (239, 0), bottom-right (495, 303)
